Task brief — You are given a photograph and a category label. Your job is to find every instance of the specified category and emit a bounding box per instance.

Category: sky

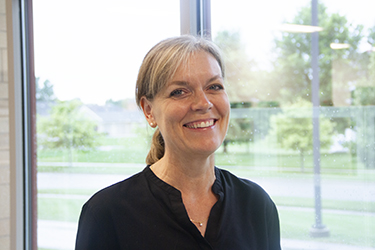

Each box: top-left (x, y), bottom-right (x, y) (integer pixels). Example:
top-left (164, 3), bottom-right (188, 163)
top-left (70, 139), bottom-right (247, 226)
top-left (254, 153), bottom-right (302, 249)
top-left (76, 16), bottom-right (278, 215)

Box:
top-left (33, 0), bottom-right (375, 105)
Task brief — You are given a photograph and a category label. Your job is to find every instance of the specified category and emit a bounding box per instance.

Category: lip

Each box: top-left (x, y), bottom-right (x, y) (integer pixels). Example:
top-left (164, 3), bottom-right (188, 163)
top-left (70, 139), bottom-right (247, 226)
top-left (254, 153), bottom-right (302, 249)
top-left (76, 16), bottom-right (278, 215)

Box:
top-left (183, 119), bottom-right (217, 129)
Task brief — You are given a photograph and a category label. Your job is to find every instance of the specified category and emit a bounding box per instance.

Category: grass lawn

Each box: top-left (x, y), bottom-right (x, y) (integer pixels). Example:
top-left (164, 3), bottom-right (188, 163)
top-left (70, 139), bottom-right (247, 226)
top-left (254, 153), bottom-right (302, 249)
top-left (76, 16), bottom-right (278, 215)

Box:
top-left (215, 140), bottom-right (358, 175)
top-left (37, 165), bottom-right (145, 175)
top-left (279, 208), bottom-right (375, 247)
top-left (38, 197), bottom-right (85, 222)
top-left (273, 196), bottom-right (375, 213)
top-left (37, 137), bottom-right (363, 176)
top-left (37, 137), bottom-right (149, 163)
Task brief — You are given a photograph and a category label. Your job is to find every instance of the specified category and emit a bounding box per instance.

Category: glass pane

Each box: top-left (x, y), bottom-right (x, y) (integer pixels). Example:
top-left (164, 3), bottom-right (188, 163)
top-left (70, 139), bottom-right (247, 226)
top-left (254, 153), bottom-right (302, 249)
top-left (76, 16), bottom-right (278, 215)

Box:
top-left (212, 0), bottom-right (375, 249)
top-left (33, 1), bottom-right (179, 249)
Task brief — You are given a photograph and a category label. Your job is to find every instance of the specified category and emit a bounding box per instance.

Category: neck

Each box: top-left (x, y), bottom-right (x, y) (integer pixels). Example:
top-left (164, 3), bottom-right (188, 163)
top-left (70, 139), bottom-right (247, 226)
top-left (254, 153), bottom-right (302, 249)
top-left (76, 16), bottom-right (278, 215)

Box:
top-left (151, 151), bottom-right (218, 236)
top-left (150, 152), bottom-right (216, 194)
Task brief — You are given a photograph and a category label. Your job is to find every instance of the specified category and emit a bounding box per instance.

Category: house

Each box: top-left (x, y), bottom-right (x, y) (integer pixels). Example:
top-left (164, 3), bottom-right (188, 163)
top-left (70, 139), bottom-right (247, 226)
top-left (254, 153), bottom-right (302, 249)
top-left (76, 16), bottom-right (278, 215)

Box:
top-left (37, 101), bottom-right (146, 138)
top-left (84, 104), bottom-right (145, 138)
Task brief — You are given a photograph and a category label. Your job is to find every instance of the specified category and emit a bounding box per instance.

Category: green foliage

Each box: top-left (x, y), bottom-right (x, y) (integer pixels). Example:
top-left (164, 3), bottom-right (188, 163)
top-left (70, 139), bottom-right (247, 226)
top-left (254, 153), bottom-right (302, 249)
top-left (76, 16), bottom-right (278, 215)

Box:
top-left (352, 51), bottom-right (375, 106)
top-left (257, 101), bottom-right (280, 108)
top-left (37, 100), bottom-right (102, 151)
top-left (269, 98), bottom-right (335, 171)
top-left (230, 102), bottom-right (252, 108)
top-left (226, 118), bottom-right (253, 142)
top-left (37, 137), bottom-right (148, 164)
top-left (223, 117), bottom-right (254, 154)
top-left (214, 31), bottom-right (268, 153)
top-left (214, 31), bottom-right (255, 153)
top-left (370, 50), bottom-right (375, 83)
top-left (214, 30), bottom-right (256, 102)
top-left (104, 98), bottom-right (135, 109)
top-left (368, 26), bottom-right (375, 45)
top-left (352, 87), bottom-right (375, 106)
top-left (273, 2), bottom-right (364, 105)
top-left (214, 31), bottom-right (280, 104)
top-left (36, 77), bottom-right (56, 102)
top-left (132, 121), bottom-right (153, 150)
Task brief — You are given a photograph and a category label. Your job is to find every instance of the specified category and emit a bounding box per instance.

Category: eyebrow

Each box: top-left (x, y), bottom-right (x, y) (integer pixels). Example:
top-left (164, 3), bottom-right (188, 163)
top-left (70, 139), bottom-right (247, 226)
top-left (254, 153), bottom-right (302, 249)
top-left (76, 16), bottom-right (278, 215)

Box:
top-left (168, 80), bottom-right (189, 87)
top-left (169, 74), bottom-right (223, 86)
top-left (206, 75), bottom-right (223, 83)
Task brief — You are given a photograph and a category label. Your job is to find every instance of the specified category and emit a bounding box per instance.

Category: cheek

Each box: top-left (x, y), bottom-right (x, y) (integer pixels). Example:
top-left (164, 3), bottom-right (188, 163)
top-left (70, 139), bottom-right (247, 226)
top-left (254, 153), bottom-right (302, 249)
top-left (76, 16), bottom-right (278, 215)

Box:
top-left (220, 98), bottom-right (231, 130)
top-left (218, 96), bottom-right (230, 118)
top-left (154, 103), bottom-right (187, 126)
top-left (222, 113), bottom-right (230, 133)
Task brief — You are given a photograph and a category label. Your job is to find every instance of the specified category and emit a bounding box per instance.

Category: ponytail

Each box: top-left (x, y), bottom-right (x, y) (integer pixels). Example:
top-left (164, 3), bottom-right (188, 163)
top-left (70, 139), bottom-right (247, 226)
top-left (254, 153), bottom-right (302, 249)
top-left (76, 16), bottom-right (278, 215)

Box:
top-left (146, 128), bottom-right (165, 165)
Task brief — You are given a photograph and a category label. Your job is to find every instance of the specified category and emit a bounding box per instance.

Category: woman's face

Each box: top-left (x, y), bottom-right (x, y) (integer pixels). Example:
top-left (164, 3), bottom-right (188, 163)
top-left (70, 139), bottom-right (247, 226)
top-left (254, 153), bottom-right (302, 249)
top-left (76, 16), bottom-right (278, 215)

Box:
top-left (142, 51), bottom-right (230, 158)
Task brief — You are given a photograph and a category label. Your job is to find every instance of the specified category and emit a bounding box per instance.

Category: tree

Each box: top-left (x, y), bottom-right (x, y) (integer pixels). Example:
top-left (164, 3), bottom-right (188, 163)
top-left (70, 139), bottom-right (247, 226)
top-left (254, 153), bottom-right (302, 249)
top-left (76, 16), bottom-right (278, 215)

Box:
top-left (105, 98), bottom-right (128, 108)
top-left (213, 31), bottom-right (255, 153)
top-left (36, 77), bottom-right (56, 102)
top-left (272, 2), bottom-right (364, 106)
top-left (350, 27), bottom-right (375, 169)
top-left (37, 100), bottom-right (102, 153)
top-left (214, 31), bottom-right (271, 153)
top-left (223, 117), bottom-right (254, 154)
top-left (269, 98), bottom-right (335, 172)
top-left (352, 26), bottom-right (375, 106)
top-left (368, 26), bottom-right (375, 45)
top-left (214, 30), bottom-right (258, 103)
top-left (105, 98), bottom-right (138, 110)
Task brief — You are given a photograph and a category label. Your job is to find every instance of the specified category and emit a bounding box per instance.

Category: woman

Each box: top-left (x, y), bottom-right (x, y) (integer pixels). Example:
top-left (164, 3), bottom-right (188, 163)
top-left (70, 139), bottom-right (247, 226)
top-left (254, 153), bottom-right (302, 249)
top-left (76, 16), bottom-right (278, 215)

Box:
top-left (75, 35), bottom-right (281, 250)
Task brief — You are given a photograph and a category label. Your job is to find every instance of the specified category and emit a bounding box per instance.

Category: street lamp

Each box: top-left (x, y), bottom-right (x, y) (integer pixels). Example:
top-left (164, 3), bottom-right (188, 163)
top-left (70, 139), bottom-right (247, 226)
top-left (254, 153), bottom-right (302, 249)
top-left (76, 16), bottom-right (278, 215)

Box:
top-left (310, 0), bottom-right (330, 237)
top-left (330, 43), bottom-right (350, 49)
top-left (278, 0), bottom-right (330, 238)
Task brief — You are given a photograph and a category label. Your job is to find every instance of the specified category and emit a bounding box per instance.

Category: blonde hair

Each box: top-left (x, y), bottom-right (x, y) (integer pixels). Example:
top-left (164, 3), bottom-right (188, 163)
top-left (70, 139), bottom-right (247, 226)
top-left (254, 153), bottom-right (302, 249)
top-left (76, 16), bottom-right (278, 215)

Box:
top-left (135, 35), bottom-right (225, 165)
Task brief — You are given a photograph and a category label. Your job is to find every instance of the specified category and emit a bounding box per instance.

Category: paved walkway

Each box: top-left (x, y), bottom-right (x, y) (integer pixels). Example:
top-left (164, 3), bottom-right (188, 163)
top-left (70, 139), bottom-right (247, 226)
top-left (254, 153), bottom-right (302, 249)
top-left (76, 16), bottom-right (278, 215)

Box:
top-left (38, 169), bottom-right (375, 202)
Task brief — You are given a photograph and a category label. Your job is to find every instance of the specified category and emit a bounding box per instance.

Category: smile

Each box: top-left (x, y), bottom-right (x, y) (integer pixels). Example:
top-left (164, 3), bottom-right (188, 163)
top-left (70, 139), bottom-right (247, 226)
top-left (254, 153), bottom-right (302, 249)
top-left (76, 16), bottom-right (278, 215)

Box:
top-left (184, 119), bottom-right (216, 129)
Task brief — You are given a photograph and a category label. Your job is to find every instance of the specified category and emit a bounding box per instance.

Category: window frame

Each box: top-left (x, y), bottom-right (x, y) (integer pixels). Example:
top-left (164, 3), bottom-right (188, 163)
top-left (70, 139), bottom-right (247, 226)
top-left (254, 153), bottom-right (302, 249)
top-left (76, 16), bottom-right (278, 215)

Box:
top-left (8, 0), bottom-right (37, 249)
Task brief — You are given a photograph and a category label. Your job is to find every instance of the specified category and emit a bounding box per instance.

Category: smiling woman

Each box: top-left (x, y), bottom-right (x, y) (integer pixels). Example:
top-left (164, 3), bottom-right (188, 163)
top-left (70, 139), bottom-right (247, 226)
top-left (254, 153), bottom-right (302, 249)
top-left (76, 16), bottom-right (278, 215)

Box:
top-left (75, 35), bottom-right (281, 250)
top-left (140, 45), bottom-right (230, 164)
top-left (135, 36), bottom-right (229, 165)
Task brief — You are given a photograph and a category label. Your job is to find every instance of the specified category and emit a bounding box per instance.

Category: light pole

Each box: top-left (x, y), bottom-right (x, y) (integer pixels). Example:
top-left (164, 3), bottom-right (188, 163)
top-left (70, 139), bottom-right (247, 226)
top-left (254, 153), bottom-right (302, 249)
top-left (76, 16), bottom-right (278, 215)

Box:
top-left (309, 0), bottom-right (330, 237)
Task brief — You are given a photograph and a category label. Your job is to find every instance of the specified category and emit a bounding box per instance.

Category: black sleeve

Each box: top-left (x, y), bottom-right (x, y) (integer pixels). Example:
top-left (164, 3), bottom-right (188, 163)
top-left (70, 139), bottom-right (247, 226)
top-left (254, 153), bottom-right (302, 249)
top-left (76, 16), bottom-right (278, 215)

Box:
top-left (75, 202), bottom-right (119, 250)
top-left (267, 201), bottom-right (281, 250)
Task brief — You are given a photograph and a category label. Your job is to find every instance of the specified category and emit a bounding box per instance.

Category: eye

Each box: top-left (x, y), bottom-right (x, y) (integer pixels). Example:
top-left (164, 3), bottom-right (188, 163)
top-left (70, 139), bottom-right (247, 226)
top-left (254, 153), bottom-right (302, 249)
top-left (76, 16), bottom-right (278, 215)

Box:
top-left (208, 84), bottom-right (224, 91)
top-left (170, 89), bottom-right (186, 97)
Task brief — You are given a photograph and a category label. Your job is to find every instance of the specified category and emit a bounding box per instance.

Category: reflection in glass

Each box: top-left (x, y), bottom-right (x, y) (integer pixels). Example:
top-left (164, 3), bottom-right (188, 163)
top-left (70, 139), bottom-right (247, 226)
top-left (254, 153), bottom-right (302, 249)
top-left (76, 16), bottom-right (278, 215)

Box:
top-left (212, 0), bottom-right (375, 248)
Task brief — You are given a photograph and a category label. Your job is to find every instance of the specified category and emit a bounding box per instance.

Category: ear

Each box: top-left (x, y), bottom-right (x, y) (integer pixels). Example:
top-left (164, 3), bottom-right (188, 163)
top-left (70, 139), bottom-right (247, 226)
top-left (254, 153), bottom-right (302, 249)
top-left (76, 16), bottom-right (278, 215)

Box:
top-left (140, 96), bottom-right (156, 128)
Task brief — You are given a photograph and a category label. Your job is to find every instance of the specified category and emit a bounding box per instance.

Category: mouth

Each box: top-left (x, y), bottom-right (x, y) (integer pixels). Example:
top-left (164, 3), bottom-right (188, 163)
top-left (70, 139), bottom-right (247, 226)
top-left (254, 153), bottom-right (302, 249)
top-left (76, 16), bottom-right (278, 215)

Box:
top-left (184, 119), bottom-right (217, 129)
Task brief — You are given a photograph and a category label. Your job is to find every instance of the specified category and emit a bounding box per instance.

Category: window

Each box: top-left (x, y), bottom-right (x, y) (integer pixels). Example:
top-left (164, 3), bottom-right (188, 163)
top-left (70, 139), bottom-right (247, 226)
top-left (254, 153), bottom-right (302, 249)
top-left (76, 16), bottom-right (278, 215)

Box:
top-left (211, 0), bottom-right (375, 248)
top-left (33, 1), bottom-right (179, 249)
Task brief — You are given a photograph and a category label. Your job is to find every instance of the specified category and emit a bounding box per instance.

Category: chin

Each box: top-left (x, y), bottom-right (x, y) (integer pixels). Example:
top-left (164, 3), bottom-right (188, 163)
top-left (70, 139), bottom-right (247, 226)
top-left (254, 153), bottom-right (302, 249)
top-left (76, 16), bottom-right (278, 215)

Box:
top-left (193, 143), bottom-right (221, 156)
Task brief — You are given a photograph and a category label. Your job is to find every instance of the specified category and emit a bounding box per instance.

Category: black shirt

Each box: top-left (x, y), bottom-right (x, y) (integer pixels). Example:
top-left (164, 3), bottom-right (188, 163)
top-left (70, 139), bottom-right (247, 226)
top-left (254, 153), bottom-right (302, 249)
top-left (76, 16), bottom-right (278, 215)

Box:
top-left (75, 166), bottom-right (281, 250)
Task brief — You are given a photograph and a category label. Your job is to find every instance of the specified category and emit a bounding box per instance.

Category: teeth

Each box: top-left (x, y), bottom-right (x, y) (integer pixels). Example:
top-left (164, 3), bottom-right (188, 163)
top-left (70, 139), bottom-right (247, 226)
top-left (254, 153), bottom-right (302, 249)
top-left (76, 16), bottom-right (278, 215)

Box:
top-left (187, 120), bottom-right (214, 128)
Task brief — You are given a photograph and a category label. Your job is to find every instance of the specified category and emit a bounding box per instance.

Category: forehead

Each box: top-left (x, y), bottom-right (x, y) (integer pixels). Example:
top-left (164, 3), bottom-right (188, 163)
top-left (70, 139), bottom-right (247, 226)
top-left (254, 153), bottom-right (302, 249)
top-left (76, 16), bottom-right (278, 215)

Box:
top-left (170, 51), bottom-right (222, 81)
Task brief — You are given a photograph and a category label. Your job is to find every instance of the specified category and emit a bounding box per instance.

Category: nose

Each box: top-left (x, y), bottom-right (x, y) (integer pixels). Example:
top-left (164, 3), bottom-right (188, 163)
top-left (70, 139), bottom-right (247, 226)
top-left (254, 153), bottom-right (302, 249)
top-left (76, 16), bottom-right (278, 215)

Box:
top-left (191, 91), bottom-right (213, 112)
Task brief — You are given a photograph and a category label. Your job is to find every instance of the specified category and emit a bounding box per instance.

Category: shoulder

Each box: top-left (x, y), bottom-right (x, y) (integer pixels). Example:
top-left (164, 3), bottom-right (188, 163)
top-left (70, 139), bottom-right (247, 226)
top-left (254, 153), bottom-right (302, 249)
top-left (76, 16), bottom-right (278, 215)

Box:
top-left (82, 168), bottom-right (147, 214)
top-left (216, 167), bottom-right (275, 206)
top-left (76, 169), bottom-right (149, 249)
top-left (216, 167), bottom-right (266, 193)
